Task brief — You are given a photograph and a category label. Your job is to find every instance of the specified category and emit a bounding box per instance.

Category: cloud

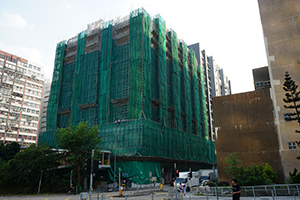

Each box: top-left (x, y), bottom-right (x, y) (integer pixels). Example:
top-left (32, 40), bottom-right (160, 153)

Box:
top-left (0, 11), bottom-right (28, 28)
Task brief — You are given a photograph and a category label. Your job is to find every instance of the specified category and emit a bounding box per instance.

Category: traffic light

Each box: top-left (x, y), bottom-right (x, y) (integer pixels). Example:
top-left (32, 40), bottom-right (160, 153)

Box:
top-left (93, 159), bottom-right (100, 174)
top-left (176, 170), bottom-right (179, 177)
top-left (85, 158), bottom-right (100, 174)
top-left (85, 157), bottom-right (91, 174)
top-left (189, 168), bottom-right (192, 178)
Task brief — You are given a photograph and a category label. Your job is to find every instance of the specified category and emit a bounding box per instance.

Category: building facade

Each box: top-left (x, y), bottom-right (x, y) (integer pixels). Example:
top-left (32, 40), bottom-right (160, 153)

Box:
top-left (258, 0), bottom-right (300, 179)
top-left (38, 79), bottom-right (51, 133)
top-left (187, 43), bottom-right (231, 140)
top-left (209, 57), bottom-right (231, 97)
top-left (213, 67), bottom-right (284, 182)
top-left (0, 50), bottom-right (45, 146)
top-left (39, 8), bottom-right (216, 185)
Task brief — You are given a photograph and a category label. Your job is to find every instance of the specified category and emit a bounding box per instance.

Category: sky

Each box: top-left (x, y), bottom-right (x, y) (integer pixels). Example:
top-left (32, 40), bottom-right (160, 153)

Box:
top-left (0, 0), bottom-right (268, 94)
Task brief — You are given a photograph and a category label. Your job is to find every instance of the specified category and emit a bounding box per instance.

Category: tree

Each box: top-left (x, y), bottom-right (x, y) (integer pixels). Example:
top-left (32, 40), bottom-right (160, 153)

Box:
top-left (224, 153), bottom-right (278, 186)
top-left (55, 121), bottom-right (102, 187)
top-left (283, 71), bottom-right (300, 133)
top-left (0, 144), bottom-right (65, 194)
top-left (287, 168), bottom-right (300, 183)
top-left (224, 152), bottom-right (242, 177)
top-left (262, 163), bottom-right (278, 184)
top-left (0, 142), bottom-right (20, 163)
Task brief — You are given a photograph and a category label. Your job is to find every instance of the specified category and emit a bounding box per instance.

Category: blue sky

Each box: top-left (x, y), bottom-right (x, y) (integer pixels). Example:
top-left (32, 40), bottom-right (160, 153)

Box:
top-left (0, 0), bottom-right (268, 94)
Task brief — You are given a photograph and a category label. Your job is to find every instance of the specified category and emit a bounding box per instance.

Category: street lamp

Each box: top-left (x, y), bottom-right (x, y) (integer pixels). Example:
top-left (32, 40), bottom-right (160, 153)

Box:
top-left (114, 130), bottom-right (123, 191)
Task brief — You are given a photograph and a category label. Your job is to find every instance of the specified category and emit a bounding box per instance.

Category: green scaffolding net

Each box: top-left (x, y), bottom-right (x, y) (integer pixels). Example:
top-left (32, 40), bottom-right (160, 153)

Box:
top-left (46, 41), bottom-right (66, 131)
top-left (108, 161), bottom-right (161, 185)
top-left (99, 22), bottom-right (113, 125)
top-left (71, 31), bottom-right (86, 126)
top-left (40, 8), bottom-right (215, 180)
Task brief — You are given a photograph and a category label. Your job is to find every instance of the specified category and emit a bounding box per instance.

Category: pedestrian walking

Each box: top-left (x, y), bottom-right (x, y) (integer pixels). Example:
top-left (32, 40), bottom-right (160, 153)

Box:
top-left (183, 184), bottom-right (186, 196)
top-left (230, 179), bottom-right (241, 200)
top-left (179, 183), bottom-right (184, 196)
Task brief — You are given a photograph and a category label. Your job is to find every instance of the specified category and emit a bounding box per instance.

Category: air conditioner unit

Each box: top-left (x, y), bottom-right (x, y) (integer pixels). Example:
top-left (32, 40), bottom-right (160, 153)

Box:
top-left (18, 138), bottom-right (24, 142)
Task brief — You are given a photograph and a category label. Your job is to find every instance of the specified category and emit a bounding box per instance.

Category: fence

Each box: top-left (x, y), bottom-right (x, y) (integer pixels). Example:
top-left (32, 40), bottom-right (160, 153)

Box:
top-left (77, 184), bottom-right (300, 200)
top-left (168, 184), bottom-right (300, 200)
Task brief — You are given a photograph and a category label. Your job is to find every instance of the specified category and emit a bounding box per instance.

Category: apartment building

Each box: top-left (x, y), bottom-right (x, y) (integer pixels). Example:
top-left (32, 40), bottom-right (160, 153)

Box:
top-left (0, 50), bottom-right (45, 146)
top-left (188, 44), bottom-right (231, 140)
top-left (258, 0), bottom-right (300, 178)
top-left (38, 79), bottom-right (51, 133)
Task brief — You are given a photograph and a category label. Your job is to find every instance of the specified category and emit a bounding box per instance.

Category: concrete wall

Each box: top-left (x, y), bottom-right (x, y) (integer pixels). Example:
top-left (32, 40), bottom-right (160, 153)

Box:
top-left (258, 0), bottom-right (300, 179)
top-left (213, 89), bottom-right (284, 182)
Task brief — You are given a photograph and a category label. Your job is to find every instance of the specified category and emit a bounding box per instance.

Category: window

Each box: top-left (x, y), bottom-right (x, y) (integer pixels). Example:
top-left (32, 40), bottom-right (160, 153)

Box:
top-left (37, 67), bottom-right (41, 71)
top-left (288, 142), bottom-right (297, 150)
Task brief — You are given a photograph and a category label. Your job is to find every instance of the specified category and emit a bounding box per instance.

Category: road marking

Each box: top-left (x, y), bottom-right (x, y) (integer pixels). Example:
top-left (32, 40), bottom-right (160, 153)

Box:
top-left (44, 198), bottom-right (50, 200)
top-left (110, 197), bottom-right (113, 199)
top-left (65, 198), bottom-right (70, 200)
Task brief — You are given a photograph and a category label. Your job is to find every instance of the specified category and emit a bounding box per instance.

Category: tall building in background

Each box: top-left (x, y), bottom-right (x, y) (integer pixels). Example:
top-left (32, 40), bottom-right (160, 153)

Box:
top-left (219, 69), bottom-right (231, 96)
top-left (258, 0), bottom-right (300, 179)
top-left (39, 8), bottom-right (215, 185)
top-left (0, 50), bottom-right (45, 146)
top-left (213, 66), bottom-right (284, 182)
top-left (38, 79), bottom-right (51, 133)
top-left (188, 43), bottom-right (231, 140)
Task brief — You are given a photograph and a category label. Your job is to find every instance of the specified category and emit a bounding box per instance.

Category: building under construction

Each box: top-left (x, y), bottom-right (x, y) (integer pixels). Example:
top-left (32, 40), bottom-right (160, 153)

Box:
top-left (38, 8), bottom-right (216, 185)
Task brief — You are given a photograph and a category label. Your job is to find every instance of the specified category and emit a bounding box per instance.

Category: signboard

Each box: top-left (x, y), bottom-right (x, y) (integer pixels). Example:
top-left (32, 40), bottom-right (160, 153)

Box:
top-left (149, 171), bottom-right (152, 177)
top-left (122, 173), bottom-right (128, 177)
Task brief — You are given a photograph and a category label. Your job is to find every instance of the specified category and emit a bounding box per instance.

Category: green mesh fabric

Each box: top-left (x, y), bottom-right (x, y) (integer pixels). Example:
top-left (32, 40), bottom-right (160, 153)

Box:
top-left (108, 161), bottom-right (161, 185)
top-left (100, 119), bottom-right (215, 162)
top-left (153, 15), bottom-right (167, 126)
top-left (181, 41), bottom-right (192, 134)
top-left (99, 22), bottom-right (113, 125)
top-left (199, 65), bottom-right (209, 139)
top-left (190, 50), bottom-right (201, 135)
top-left (46, 41), bottom-right (66, 131)
top-left (38, 130), bottom-right (56, 147)
top-left (129, 9), bottom-right (151, 120)
top-left (71, 31), bottom-right (86, 126)
top-left (57, 62), bottom-right (74, 128)
top-left (40, 8), bottom-right (215, 173)
top-left (170, 30), bottom-right (182, 130)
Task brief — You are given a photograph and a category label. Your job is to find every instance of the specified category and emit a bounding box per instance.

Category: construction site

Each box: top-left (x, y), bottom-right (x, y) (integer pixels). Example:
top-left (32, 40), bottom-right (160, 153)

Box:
top-left (38, 8), bottom-right (216, 185)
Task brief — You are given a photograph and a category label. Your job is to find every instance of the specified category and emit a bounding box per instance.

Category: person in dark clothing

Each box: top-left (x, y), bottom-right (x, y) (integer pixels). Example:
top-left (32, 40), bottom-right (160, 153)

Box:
top-left (230, 179), bottom-right (241, 200)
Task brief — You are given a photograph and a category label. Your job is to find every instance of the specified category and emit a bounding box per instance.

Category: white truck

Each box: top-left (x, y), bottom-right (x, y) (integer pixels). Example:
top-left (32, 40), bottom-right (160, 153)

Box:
top-left (174, 171), bottom-right (200, 190)
top-left (198, 169), bottom-right (218, 183)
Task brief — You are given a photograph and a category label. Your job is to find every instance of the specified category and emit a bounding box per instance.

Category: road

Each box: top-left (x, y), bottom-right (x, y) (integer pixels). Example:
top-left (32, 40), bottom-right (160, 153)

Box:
top-left (0, 192), bottom-right (299, 200)
top-left (0, 191), bottom-right (169, 200)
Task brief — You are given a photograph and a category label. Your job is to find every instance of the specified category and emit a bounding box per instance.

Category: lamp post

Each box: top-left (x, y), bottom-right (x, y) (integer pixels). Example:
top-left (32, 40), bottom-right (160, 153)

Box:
top-left (113, 130), bottom-right (123, 191)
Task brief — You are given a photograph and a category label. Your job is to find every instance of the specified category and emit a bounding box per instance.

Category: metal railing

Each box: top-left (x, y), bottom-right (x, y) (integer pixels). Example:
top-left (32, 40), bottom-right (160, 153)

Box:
top-left (167, 184), bottom-right (300, 200)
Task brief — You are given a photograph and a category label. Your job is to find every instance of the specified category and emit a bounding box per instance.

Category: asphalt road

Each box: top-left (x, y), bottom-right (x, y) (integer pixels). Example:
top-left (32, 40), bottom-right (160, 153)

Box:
top-left (0, 192), bottom-right (299, 200)
top-left (0, 192), bottom-right (168, 200)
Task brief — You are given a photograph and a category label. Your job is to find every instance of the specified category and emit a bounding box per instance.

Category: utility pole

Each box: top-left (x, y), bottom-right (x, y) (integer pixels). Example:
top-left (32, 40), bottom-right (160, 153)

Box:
top-left (89, 149), bottom-right (94, 200)
top-left (70, 170), bottom-right (73, 187)
top-left (119, 167), bottom-right (121, 195)
top-left (37, 170), bottom-right (43, 194)
top-left (114, 133), bottom-right (117, 190)
top-left (212, 157), bottom-right (219, 200)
